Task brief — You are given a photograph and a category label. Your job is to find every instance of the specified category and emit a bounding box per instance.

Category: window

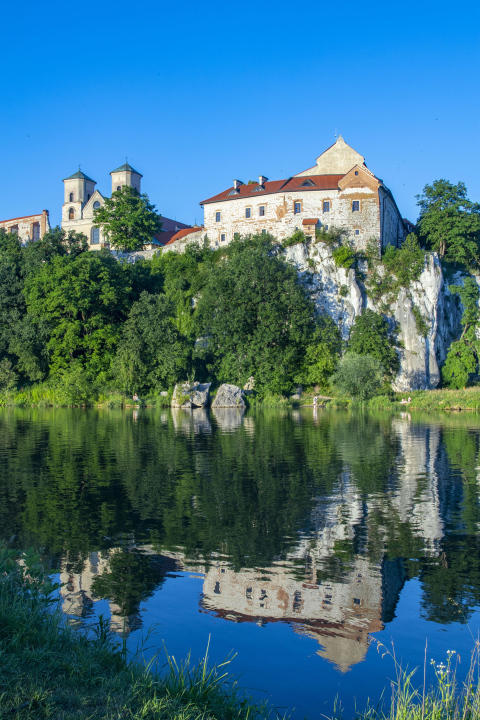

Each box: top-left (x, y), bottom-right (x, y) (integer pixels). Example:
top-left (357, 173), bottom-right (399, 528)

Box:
top-left (91, 227), bottom-right (100, 244)
top-left (10, 225), bottom-right (18, 234)
top-left (214, 582), bottom-right (221, 595)
top-left (294, 201), bottom-right (302, 214)
top-left (246, 587), bottom-right (253, 599)
top-left (116, 186), bottom-right (121, 191)
top-left (300, 179), bottom-right (316, 187)
top-left (355, 171), bottom-right (358, 175)
top-left (323, 201), bottom-right (330, 212)
top-left (69, 192), bottom-right (74, 202)
top-left (259, 205), bottom-right (265, 217)
top-left (354, 598), bottom-right (360, 605)
top-left (261, 228), bottom-right (267, 234)
top-left (87, 194), bottom-right (91, 200)
top-left (352, 201), bottom-right (360, 212)
top-left (215, 211), bottom-right (221, 222)
top-left (245, 207), bottom-right (251, 218)
top-left (355, 229), bottom-right (360, 235)
top-left (32, 222), bottom-right (40, 241)
top-left (68, 208), bottom-right (75, 220)
top-left (93, 201), bottom-right (101, 210)
top-left (220, 233), bottom-right (226, 242)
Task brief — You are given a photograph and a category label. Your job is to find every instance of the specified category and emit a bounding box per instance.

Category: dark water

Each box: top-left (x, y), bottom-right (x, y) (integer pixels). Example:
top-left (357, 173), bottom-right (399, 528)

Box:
top-left (1, 406), bottom-right (480, 718)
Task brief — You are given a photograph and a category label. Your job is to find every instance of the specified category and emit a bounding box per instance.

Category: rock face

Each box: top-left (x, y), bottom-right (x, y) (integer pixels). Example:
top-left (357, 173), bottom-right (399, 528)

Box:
top-left (285, 241), bottom-right (465, 391)
top-left (172, 382), bottom-right (211, 408)
top-left (212, 384), bottom-right (246, 408)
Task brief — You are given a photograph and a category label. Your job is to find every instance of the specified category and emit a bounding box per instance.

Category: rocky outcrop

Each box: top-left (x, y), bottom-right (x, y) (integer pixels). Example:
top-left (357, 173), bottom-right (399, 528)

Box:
top-left (211, 384), bottom-right (246, 408)
top-left (285, 240), bottom-right (465, 391)
top-left (172, 382), bottom-right (211, 408)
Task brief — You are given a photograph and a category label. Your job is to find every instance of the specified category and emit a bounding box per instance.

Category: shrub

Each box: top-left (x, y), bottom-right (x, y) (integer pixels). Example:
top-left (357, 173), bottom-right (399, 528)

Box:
top-left (339, 284), bottom-right (349, 297)
top-left (332, 246), bottom-right (356, 269)
top-left (282, 230), bottom-right (306, 248)
top-left (331, 353), bottom-right (385, 399)
top-left (412, 304), bottom-right (430, 337)
top-left (348, 309), bottom-right (400, 379)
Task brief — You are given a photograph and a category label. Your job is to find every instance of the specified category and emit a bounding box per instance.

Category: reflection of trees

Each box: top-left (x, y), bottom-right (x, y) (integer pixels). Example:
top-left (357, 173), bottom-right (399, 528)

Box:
top-left (2, 407), bottom-right (480, 624)
top-left (91, 549), bottom-right (166, 616)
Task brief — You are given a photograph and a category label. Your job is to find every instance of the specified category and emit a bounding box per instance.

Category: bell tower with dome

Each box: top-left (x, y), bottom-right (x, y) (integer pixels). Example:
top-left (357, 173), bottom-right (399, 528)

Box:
top-left (110, 162), bottom-right (142, 194)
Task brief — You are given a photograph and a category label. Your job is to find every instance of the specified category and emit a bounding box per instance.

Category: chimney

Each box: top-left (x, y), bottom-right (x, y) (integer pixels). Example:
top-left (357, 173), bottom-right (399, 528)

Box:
top-left (259, 175), bottom-right (268, 186)
top-left (233, 179), bottom-right (244, 190)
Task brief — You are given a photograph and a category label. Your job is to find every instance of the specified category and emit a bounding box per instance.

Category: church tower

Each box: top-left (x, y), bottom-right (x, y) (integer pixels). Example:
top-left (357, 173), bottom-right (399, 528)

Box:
top-left (110, 163), bottom-right (142, 194)
top-left (62, 170), bottom-right (97, 225)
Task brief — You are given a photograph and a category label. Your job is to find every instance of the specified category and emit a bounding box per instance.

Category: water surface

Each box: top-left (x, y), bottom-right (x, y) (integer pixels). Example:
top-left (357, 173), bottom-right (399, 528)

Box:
top-left (1, 407), bottom-right (480, 718)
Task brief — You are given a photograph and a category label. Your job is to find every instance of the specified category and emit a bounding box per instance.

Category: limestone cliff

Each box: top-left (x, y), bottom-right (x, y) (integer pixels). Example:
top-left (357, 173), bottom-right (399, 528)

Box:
top-left (285, 242), bottom-right (464, 391)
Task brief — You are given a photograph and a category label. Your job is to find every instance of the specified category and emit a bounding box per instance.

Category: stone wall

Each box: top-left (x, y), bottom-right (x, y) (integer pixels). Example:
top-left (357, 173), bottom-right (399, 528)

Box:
top-left (0, 209), bottom-right (50, 244)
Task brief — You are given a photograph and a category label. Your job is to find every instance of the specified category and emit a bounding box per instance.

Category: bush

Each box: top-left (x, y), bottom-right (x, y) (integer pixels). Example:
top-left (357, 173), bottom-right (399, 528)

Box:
top-left (332, 246), bottom-right (356, 269)
top-left (282, 230), bottom-right (306, 248)
top-left (348, 310), bottom-right (400, 380)
top-left (382, 233), bottom-right (425, 287)
top-left (331, 353), bottom-right (385, 399)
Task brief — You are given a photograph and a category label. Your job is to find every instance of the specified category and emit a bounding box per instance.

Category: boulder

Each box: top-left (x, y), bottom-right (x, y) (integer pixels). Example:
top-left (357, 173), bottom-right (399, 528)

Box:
top-left (171, 382), bottom-right (211, 408)
top-left (212, 384), bottom-right (246, 408)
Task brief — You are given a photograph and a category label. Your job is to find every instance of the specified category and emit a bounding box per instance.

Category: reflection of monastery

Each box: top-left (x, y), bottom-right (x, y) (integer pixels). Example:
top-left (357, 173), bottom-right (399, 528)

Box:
top-left (60, 414), bottom-right (446, 672)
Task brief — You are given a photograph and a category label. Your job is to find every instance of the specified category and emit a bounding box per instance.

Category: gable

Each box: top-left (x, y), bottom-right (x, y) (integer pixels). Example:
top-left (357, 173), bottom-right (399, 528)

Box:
top-left (295, 136), bottom-right (366, 177)
top-left (82, 190), bottom-right (105, 216)
top-left (338, 165), bottom-right (379, 192)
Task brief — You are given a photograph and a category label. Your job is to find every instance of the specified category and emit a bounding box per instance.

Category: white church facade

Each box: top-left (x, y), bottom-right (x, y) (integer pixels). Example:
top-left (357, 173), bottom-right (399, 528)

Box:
top-left (199, 137), bottom-right (409, 251)
top-left (61, 162), bottom-right (191, 249)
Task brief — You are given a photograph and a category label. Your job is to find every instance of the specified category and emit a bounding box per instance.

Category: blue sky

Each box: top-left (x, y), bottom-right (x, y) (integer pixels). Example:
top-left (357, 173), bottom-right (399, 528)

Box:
top-left (1, 0), bottom-right (479, 228)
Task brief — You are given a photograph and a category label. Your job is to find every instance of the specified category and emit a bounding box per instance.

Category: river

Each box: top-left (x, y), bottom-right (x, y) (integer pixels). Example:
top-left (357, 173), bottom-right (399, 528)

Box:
top-left (1, 406), bottom-right (480, 718)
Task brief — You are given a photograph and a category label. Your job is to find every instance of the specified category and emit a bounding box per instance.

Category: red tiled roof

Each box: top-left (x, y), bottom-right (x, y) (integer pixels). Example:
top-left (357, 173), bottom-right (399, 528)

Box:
top-left (200, 175), bottom-right (345, 205)
top-left (0, 211), bottom-right (48, 224)
top-left (164, 226), bottom-right (204, 246)
top-left (302, 218), bottom-right (319, 225)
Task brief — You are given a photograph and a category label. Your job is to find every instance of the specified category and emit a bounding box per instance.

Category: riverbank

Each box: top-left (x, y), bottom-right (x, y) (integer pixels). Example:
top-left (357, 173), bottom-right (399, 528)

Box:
top-left (0, 548), bottom-right (272, 720)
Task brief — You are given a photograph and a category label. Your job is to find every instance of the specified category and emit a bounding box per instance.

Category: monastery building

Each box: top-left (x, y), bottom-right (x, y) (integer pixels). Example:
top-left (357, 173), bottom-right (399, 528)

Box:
top-left (199, 136), bottom-right (409, 251)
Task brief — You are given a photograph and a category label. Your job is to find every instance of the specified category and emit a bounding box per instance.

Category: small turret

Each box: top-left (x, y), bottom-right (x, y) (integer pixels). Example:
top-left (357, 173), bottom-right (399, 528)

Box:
top-left (110, 162), bottom-right (142, 194)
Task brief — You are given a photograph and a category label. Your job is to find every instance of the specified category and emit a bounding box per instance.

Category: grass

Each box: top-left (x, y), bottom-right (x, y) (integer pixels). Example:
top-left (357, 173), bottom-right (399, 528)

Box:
top-left (0, 546), bottom-right (276, 720)
top-left (395, 387), bottom-right (480, 412)
top-left (334, 639), bottom-right (480, 720)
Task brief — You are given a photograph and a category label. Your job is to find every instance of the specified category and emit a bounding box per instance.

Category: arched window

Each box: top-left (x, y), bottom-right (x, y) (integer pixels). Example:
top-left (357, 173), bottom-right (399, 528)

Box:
top-left (68, 208), bottom-right (75, 220)
top-left (117, 186), bottom-right (121, 191)
top-left (91, 227), bottom-right (100, 245)
top-left (69, 192), bottom-right (74, 202)
top-left (93, 201), bottom-right (100, 210)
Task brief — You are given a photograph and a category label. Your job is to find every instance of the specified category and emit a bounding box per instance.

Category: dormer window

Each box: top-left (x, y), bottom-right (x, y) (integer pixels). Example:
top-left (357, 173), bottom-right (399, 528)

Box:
top-left (69, 192), bottom-right (74, 202)
top-left (68, 208), bottom-right (75, 220)
top-left (300, 179), bottom-right (316, 187)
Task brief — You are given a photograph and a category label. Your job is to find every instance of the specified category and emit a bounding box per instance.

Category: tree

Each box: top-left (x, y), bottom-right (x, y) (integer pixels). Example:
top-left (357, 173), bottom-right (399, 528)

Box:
top-left (442, 278), bottom-right (480, 388)
top-left (23, 226), bottom-right (88, 276)
top-left (348, 309), bottom-right (400, 379)
top-left (331, 353), bottom-right (385, 399)
top-left (93, 186), bottom-right (162, 252)
top-left (416, 180), bottom-right (480, 266)
top-left (24, 252), bottom-right (132, 377)
top-left (296, 315), bottom-right (342, 388)
top-left (114, 292), bottom-right (189, 394)
top-left (195, 235), bottom-right (315, 394)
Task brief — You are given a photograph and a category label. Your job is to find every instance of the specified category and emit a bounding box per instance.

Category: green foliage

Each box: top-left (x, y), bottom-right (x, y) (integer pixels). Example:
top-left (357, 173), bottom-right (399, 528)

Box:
top-left (282, 229), bottom-right (306, 248)
top-left (366, 235), bottom-right (426, 305)
top-left (332, 245), bottom-right (356, 269)
top-left (348, 309), bottom-right (400, 379)
top-left (443, 278), bottom-right (480, 388)
top-left (411, 304), bottom-right (430, 338)
top-left (296, 315), bottom-right (342, 388)
top-left (113, 292), bottom-right (189, 395)
top-left (24, 252), bottom-right (132, 377)
top-left (314, 225), bottom-right (346, 246)
top-left (416, 179), bottom-right (480, 266)
top-left (382, 234), bottom-right (426, 286)
top-left (331, 352), bottom-right (385, 399)
top-left (93, 185), bottom-right (162, 252)
top-left (339, 284), bottom-right (349, 297)
top-left (195, 235), bottom-right (315, 394)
